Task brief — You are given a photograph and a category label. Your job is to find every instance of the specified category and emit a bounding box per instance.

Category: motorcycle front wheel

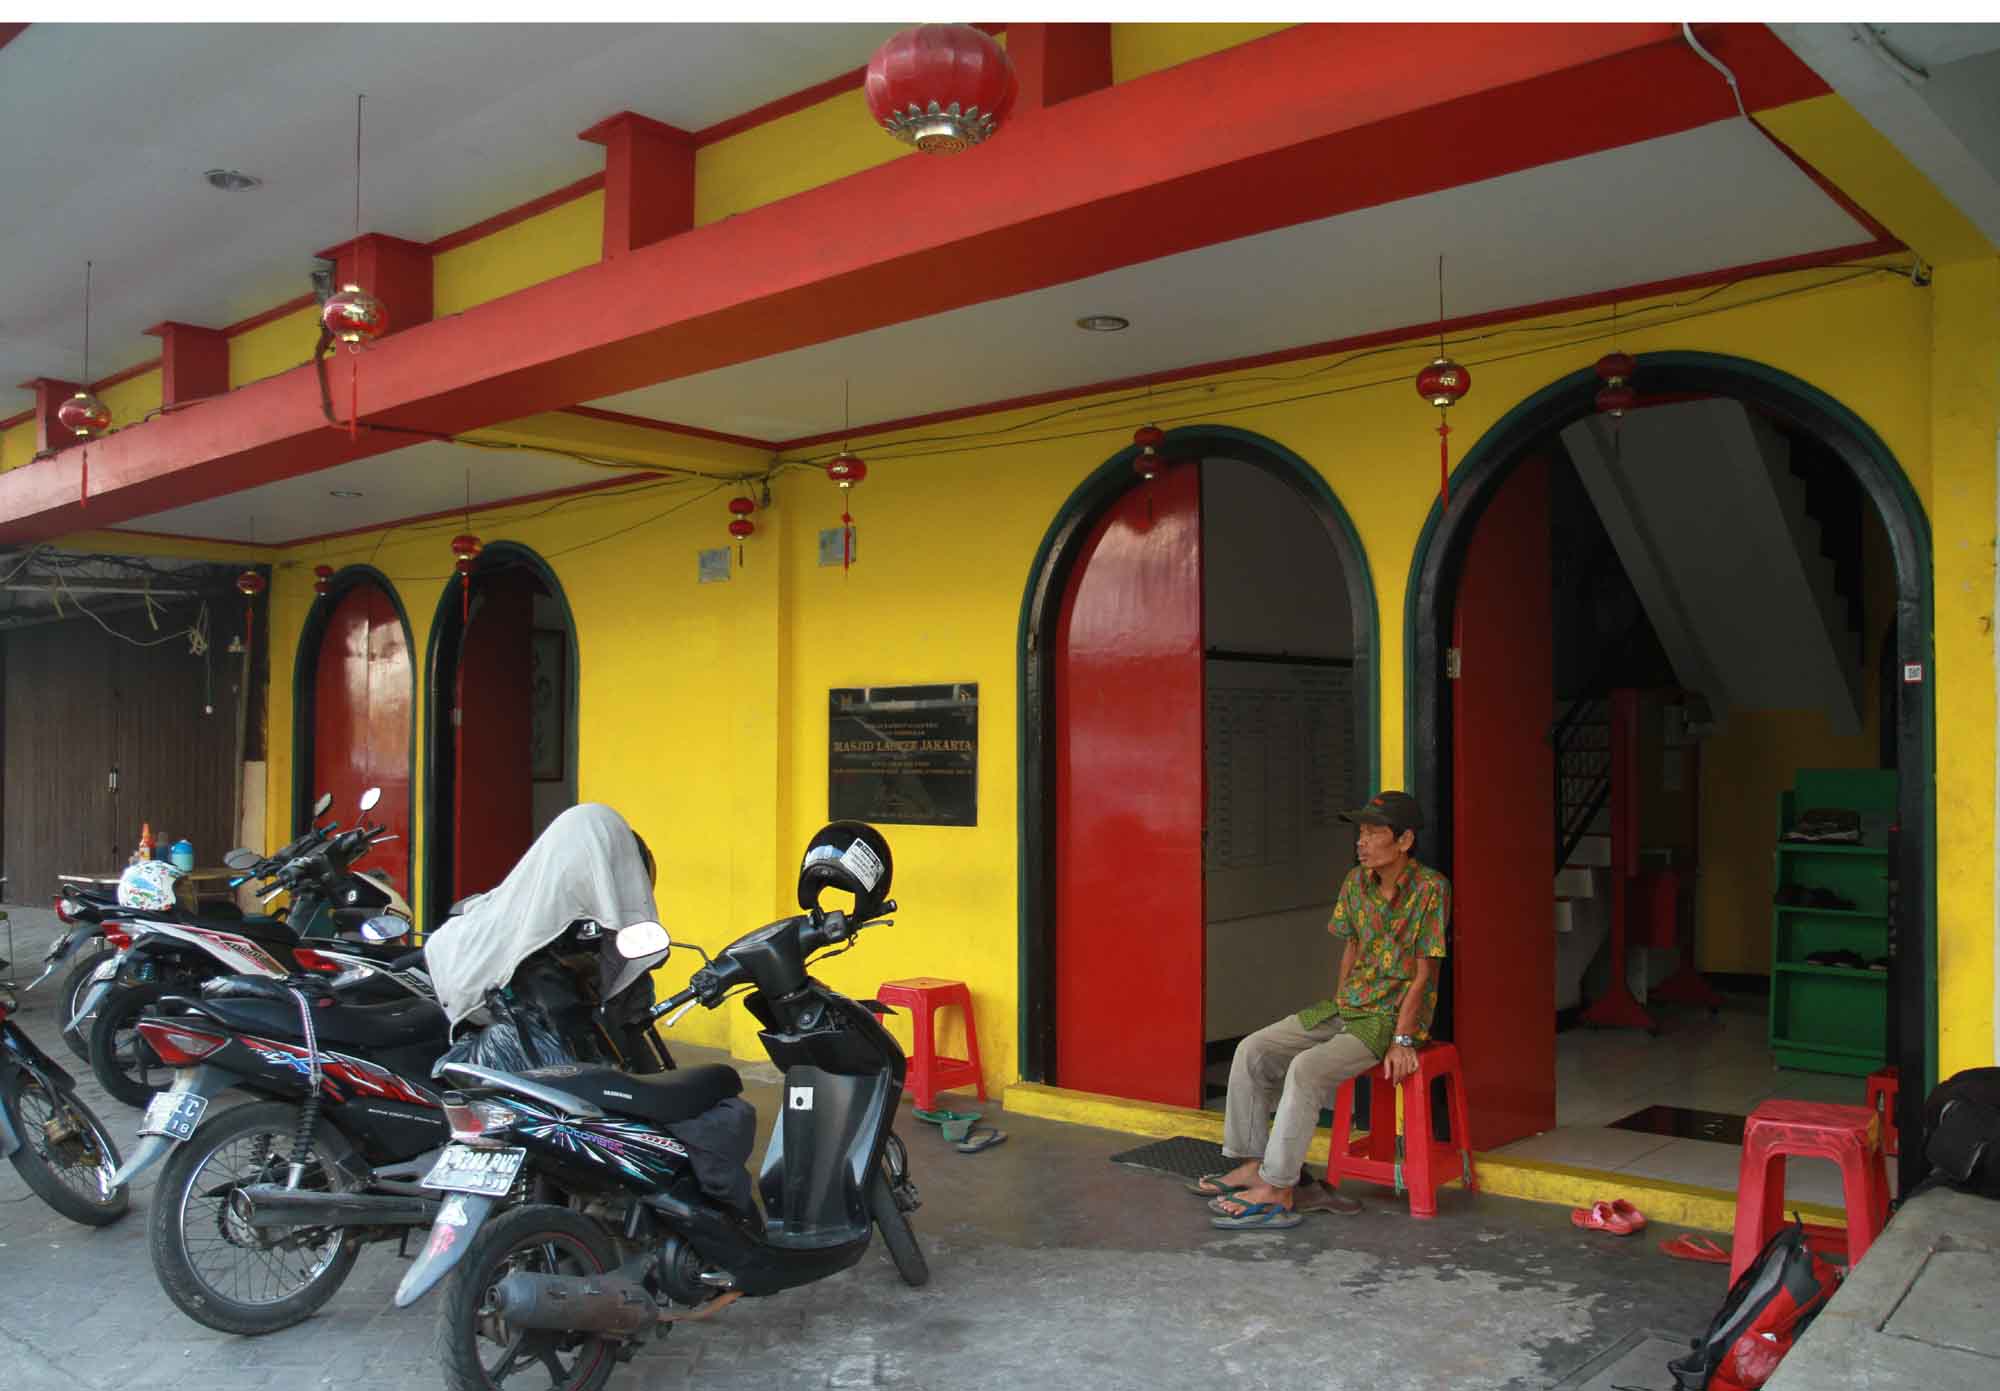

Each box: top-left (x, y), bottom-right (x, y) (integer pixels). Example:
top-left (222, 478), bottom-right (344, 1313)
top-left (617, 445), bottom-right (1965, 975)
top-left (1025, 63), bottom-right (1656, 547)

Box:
top-left (0, 1066), bottom-right (130, 1225)
top-left (869, 1132), bottom-right (929, 1288)
top-left (149, 1100), bottom-right (361, 1335)
top-left (437, 1203), bottom-right (622, 1391)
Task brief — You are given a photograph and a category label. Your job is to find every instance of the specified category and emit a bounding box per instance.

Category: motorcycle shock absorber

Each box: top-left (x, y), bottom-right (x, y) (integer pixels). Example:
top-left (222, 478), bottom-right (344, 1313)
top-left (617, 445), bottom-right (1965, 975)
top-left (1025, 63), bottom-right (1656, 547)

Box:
top-left (285, 987), bottom-right (325, 1189)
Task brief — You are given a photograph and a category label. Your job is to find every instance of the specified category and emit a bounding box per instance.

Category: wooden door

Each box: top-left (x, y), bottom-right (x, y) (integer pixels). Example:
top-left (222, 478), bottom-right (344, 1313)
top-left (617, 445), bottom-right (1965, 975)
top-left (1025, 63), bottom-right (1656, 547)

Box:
top-left (1053, 463), bottom-right (1206, 1106)
top-left (453, 573), bottom-right (534, 899)
top-left (111, 626), bottom-right (242, 873)
top-left (312, 584), bottom-right (413, 895)
top-left (1451, 453), bottom-right (1557, 1150)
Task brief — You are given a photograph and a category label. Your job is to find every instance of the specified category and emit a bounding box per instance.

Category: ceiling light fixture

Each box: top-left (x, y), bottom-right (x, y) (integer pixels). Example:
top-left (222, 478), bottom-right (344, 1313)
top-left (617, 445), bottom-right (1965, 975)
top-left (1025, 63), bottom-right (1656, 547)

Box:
top-left (328, 489), bottom-right (363, 498)
top-left (204, 168), bottom-right (262, 192)
top-left (1075, 314), bottom-right (1130, 333)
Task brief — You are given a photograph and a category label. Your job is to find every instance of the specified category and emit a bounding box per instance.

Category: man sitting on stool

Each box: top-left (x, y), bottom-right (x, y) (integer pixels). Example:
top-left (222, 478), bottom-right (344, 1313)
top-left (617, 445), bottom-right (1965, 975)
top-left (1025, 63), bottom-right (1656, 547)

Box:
top-left (1199, 790), bottom-right (1451, 1230)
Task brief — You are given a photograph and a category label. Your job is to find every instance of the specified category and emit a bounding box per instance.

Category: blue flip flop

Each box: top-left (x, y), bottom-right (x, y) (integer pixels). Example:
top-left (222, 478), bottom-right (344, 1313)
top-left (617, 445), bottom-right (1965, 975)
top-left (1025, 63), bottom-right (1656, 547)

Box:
top-left (1209, 1200), bottom-right (1304, 1231)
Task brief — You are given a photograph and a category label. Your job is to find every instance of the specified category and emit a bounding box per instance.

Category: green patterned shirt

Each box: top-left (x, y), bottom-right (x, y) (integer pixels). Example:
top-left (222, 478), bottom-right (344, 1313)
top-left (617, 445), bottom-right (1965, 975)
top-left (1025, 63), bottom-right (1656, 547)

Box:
top-left (1297, 859), bottom-right (1451, 1057)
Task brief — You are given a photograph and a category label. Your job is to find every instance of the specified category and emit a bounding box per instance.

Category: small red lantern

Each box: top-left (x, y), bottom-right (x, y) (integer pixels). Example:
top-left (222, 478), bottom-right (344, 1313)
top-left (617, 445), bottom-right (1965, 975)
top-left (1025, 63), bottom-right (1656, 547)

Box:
top-left (57, 390), bottom-right (111, 439)
top-left (1595, 352), bottom-right (1637, 419)
top-left (322, 285), bottom-right (387, 346)
top-left (235, 569), bottom-right (266, 651)
top-left (727, 496), bottom-right (756, 562)
top-left (864, 24), bottom-right (1018, 155)
top-left (451, 533), bottom-right (481, 624)
top-left (728, 518), bottom-right (755, 541)
top-left (313, 564), bottom-right (335, 598)
top-left (1132, 424), bottom-right (1166, 482)
top-left (1415, 357), bottom-right (1471, 510)
top-left (826, 453), bottom-right (866, 574)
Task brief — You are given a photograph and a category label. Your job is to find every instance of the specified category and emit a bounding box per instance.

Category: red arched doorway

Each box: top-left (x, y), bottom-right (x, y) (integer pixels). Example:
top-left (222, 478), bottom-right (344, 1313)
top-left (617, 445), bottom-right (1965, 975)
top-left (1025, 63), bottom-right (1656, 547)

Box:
top-left (299, 574), bottom-right (413, 897)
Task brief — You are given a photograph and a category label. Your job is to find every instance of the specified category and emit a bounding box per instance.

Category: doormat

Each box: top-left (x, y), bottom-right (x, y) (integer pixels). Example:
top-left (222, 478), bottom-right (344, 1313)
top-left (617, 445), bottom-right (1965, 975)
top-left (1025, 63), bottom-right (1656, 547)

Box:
top-left (1109, 1135), bottom-right (1228, 1182)
top-left (1609, 1104), bottom-right (1746, 1146)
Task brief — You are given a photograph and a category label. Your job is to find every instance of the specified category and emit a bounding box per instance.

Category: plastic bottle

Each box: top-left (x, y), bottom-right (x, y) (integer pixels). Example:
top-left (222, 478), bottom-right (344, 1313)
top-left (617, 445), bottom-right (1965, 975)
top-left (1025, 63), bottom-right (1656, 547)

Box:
top-left (132, 822), bottom-right (154, 866)
top-left (169, 838), bottom-right (196, 873)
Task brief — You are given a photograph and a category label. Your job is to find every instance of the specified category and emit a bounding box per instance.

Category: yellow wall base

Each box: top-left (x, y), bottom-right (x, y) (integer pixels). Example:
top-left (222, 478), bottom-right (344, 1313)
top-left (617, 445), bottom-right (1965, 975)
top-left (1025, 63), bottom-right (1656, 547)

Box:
top-left (1003, 1082), bottom-right (1848, 1236)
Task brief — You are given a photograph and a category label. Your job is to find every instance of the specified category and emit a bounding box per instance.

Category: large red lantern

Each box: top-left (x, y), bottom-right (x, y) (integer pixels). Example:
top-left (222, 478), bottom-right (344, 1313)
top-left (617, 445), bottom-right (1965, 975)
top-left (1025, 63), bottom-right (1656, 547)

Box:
top-left (864, 24), bottom-right (1017, 155)
top-left (235, 570), bottom-right (266, 652)
top-left (451, 533), bottom-right (481, 624)
top-left (1416, 357), bottom-right (1471, 510)
top-left (1595, 351), bottom-right (1637, 418)
top-left (58, 390), bottom-right (111, 439)
top-left (322, 284), bottom-right (386, 442)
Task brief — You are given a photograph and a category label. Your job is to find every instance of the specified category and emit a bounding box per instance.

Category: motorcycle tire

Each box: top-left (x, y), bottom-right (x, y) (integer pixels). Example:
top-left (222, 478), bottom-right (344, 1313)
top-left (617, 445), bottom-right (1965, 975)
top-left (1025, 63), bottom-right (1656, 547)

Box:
top-left (0, 1067), bottom-right (130, 1226)
top-left (869, 1161), bottom-right (929, 1288)
top-left (57, 940), bottom-right (117, 1061)
top-left (437, 1203), bottom-right (622, 1391)
top-left (149, 1099), bottom-right (362, 1336)
top-left (89, 983), bottom-right (174, 1107)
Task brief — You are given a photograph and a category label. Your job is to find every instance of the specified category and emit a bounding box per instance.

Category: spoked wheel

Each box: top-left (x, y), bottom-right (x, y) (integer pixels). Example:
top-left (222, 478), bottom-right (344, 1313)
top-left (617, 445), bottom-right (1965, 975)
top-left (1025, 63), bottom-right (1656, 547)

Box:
top-left (149, 1100), bottom-right (360, 1335)
top-left (437, 1204), bottom-right (622, 1391)
top-left (57, 941), bottom-right (117, 1061)
top-left (89, 984), bottom-right (174, 1106)
top-left (870, 1130), bottom-right (929, 1288)
top-left (0, 1067), bottom-right (130, 1225)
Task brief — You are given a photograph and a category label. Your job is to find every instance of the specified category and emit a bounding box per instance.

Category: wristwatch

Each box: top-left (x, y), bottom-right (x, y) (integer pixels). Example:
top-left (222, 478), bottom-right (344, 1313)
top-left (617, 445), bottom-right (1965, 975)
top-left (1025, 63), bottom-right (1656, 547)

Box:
top-left (1392, 1034), bottom-right (1418, 1049)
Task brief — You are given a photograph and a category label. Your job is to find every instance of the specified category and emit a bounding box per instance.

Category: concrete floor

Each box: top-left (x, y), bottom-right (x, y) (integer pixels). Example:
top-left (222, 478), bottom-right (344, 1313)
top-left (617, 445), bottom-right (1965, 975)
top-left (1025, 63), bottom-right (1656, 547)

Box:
top-left (4, 904), bottom-right (1736, 1391)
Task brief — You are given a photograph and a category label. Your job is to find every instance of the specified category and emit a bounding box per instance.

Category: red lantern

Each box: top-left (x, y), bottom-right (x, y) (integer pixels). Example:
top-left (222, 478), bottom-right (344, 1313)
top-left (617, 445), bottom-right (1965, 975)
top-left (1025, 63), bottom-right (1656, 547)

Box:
top-left (450, 533), bottom-right (482, 624)
top-left (864, 25), bottom-right (1018, 155)
top-left (728, 518), bottom-right (755, 541)
top-left (826, 453), bottom-right (866, 573)
top-left (726, 496), bottom-right (757, 562)
top-left (322, 285), bottom-right (387, 345)
top-left (1131, 424), bottom-right (1166, 482)
top-left (1595, 352), bottom-right (1637, 419)
top-left (235, 569), bottom-right (266, 652)
top-left (1415, 357), bottom-right (1470, 510)
top-left (57, 390), bottom-right (111, 439)
top-left (313, 564), bottom-right (334, 598)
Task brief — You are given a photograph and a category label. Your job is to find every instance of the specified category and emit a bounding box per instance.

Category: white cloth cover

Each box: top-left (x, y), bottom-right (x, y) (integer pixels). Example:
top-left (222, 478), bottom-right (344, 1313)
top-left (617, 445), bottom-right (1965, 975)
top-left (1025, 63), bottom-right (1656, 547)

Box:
top-left (424, 803), bottom-right (659, 1026)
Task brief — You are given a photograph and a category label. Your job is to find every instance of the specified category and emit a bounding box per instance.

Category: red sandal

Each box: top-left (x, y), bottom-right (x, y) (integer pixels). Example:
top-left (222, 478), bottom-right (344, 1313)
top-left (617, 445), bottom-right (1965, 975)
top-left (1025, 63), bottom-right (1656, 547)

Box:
top-left (1659, 1233), bottom-right (1731, 1264)
top-left (1572, 1199), bottom-right (1646, 1236)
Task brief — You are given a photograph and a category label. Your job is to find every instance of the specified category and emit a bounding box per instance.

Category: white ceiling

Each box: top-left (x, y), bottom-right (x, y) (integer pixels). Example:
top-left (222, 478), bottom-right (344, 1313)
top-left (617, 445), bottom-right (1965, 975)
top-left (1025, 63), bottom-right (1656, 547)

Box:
top-left (590, 118), bottom-right (1872, 443)
top-left (0, 22), bottom-right (904, 415)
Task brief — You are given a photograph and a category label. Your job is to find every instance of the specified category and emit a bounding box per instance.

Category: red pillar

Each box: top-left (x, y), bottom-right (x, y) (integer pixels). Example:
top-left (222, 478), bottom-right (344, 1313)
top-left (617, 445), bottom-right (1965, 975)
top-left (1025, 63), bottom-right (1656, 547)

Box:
top-left (578, 111), bottom-right (696, 259)
top-left (315, 234), bottom-right (435, 334)
top-left (1008, 24), bottom-right (1112, 109)
top-left (144, 322), bottom-right (231, 406)
top-left (16, 377), bottom-right (84, 453)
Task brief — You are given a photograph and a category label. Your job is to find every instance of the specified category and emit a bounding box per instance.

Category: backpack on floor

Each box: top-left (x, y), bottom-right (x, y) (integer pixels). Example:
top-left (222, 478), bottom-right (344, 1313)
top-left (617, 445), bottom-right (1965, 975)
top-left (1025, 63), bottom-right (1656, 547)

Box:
top-left (1668, 1218), bottom-right (1841, 1391)
top-left (1923, 1067), bottom-right (2000, 1199)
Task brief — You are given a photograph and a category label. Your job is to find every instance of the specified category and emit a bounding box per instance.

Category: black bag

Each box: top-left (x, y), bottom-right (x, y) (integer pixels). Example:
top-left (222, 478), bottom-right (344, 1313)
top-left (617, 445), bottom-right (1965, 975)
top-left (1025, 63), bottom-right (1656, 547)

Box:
top-left (1923, 1067), bottom-right (2000, 1198)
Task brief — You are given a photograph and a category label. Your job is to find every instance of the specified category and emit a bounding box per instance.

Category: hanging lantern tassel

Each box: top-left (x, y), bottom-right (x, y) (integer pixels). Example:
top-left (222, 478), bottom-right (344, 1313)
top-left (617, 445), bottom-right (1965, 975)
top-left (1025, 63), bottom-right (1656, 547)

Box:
top-left (728, 497), bottom-right (757, 569)
top-left (235, 570), bottom-right (266, 653)
top-left (827, 452), bottom-right (867, 575)
top-left (450, 533), bottom-right (482, 624)
top-left (1415, 358), bottom-right (1471, 510)
top-left (80, 447), bottom-right (87, 507)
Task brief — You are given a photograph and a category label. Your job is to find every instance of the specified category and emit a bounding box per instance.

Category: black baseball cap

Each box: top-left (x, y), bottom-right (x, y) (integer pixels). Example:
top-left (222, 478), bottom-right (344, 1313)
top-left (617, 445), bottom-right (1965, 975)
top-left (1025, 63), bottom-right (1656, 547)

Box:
top-left (1340, 790), bottom-right (1424, 836)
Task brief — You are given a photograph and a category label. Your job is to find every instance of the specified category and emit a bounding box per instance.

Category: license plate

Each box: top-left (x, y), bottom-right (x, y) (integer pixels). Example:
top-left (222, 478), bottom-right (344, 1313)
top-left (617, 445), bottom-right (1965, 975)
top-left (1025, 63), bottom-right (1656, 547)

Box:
top-left (139, 1087), bottom-right (209, 1141)
top-left (422, 1145), bottom-right (526, 1196)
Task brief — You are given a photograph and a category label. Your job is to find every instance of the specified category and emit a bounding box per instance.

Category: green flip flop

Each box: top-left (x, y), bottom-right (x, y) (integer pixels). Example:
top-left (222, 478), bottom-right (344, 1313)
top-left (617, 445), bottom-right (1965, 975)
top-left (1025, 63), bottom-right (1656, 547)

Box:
top-left (1209, 1200), bottom-right (1304, 1231)
top-left (914, 1107), bottom-right (981, 1128)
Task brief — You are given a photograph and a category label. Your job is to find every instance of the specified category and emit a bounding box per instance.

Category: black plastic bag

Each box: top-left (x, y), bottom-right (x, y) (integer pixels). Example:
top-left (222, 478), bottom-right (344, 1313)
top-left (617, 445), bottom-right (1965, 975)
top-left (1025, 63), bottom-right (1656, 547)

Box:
top-left (435, 998), bottom-right (575, 1076)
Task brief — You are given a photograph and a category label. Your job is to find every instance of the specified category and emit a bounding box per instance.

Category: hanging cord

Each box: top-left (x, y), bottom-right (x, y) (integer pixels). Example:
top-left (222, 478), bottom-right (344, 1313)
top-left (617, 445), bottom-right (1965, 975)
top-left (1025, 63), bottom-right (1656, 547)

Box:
top-left (1681, 23), bottom-right (1747, 120)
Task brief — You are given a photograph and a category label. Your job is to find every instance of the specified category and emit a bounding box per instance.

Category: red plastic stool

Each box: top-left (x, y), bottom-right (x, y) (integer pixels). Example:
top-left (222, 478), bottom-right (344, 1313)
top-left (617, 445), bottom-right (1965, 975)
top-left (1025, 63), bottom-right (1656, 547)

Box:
top-left (1731, 1100), bottom-right (1890, 1284)
top-left (876, 977), bottom-right (985, 1112)
top-left (1326, 1042), bottom-right (1476, 1219)
top-left (1865, 1066), bottom-right (1899, 1158)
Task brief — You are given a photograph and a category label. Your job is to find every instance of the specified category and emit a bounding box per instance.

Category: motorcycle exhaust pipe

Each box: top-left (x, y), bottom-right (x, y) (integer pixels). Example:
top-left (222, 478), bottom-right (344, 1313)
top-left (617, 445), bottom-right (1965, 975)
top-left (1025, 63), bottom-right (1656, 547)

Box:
top-left (490, 1272), bottom-right (656, 1335)
top-left (234, 1184), bottom-right (441, 1229)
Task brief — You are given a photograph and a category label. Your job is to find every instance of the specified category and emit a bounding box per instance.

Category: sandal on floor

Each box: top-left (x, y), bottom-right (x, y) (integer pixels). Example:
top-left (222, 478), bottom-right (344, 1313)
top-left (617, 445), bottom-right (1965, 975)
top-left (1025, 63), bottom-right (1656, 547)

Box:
top-left (938, 1114), bottom-right (980, 1145)
top-left (1659, 1234), bottom-right (1731, 1264)
top-left (914, 1107), bottom-right (981, 1127)
top-left (1186, 1172), bottom-right (1249, 1198)
top-left (1209, 1200), bottom-right (1304, 1231)
top-left (955, 1123), bottom-right (1007, 1154)
top-left (1572, 1200), bottom-right (1644, 1236)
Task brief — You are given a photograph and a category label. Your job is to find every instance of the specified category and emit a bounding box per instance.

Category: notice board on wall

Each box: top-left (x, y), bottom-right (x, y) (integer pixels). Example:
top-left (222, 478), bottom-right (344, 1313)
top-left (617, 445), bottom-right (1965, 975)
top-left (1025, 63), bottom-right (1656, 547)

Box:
top-left (828, 683), bottom-right (978, 826)
top-left (1204, 659), bottom-right (1358, 923)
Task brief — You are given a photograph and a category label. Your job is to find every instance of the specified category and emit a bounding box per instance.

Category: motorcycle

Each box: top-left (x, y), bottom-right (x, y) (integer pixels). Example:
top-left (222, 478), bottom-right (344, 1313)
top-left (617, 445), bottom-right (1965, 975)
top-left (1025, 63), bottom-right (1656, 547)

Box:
top-left (116, 805), bottom-right (679, 1337)
top-left (83, 788), bottom-right (418, 1105)
top-left (393, 820), bottom-right (924, 1391)
top-left (1, 976), bottom-right (129, 1225)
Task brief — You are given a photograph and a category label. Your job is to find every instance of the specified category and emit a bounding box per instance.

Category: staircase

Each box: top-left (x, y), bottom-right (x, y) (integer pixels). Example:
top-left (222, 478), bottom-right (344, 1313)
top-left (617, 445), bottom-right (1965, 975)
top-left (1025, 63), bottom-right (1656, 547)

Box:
top-left (1551, 698), bottom-right (1614, 1011)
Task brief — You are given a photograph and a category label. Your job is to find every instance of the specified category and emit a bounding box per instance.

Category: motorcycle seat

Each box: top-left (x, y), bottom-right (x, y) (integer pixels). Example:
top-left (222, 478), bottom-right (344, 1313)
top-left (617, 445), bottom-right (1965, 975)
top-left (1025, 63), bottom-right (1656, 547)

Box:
top-left (173, 992), bottom-right (449, 1051)
top-left (518, 1063), bottom-right (742, 1127)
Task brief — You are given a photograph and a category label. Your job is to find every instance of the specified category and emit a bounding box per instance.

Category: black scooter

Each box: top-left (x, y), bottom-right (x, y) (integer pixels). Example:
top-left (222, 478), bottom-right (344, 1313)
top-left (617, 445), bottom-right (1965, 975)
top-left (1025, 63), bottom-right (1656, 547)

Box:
top-left (394, 827), bottom-right (922, 1391)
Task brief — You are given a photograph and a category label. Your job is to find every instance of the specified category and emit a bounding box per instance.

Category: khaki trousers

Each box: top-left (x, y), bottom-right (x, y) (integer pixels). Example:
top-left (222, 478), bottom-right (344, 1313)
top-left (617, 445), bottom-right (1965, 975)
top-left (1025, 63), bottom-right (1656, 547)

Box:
top-left (1221, 1013), bottom-right (1379, 1188)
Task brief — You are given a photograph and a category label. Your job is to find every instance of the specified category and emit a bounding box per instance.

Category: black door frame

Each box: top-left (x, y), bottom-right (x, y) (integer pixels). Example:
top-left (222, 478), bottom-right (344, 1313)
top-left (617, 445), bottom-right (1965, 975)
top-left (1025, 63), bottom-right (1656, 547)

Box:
top-left (1404, 350), bottom-right (1936, 1192)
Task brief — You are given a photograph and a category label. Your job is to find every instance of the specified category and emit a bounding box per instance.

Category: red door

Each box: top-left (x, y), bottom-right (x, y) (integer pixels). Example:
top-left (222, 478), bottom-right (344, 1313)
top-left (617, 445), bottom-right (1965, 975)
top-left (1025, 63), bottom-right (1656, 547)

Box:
top-left (1054, 462), bottom-right (1206, 1106)
top-left (313, 583), bottom-right (412, 896)
top-left (454, 572), bottom-right (535, 899)
top-left (1451, 453), bottom-right (1556, 1149)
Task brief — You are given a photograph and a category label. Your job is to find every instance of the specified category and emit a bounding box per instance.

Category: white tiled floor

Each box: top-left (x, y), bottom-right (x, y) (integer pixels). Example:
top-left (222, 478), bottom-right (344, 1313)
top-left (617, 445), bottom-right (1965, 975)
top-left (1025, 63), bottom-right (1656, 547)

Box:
top-left (1493, 995), bottom-right (1882, 1210)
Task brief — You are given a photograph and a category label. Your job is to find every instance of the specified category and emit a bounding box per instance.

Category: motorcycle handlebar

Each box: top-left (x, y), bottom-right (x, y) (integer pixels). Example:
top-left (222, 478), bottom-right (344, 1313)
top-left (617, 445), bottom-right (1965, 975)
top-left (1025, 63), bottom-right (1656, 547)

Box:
top-left (647, 901), bottom-right (898, 1022)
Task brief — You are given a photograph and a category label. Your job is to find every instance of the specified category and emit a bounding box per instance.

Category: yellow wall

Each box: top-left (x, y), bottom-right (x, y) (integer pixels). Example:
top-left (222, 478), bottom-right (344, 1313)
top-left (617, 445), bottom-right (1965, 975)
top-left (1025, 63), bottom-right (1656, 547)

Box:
top-left (433, 192), bottom-right (605, 317)
top-left (229, 304), bottom-right (326, 391)
top-left (252, 260), bottom-right (1998, 1090)
top-left (2, 418), bottom-right (36, 472)
top-left (98, 369), bottom-right (163, 433)
top-left (1110, 23), bottom-right (1293, 82)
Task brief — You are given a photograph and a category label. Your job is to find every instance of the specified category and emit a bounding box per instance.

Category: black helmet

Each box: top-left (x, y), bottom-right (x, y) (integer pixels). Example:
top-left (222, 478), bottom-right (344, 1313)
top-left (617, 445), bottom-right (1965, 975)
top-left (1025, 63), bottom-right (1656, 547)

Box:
top-left (797, 820), bottom-right (893, 921)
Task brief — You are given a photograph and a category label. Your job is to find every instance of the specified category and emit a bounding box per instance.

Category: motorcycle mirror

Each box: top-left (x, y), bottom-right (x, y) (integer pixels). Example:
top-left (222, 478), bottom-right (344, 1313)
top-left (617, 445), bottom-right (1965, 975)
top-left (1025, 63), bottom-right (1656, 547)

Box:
top-left (614, 921), bottom-right (671, 959)
top-left (359, 786), bottom-right (382, 814)
top-left (359, 914), bottom-right (408, 944)
top-left (313, 792), bottom-right (334, 818)
top-left (223, 848), bottom-right (261, 871)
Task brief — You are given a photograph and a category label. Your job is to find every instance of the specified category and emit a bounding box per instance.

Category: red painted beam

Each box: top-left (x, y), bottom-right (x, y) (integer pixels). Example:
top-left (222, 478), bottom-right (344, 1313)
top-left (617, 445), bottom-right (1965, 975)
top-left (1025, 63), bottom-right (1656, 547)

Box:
top-left (0, 22), bottom-right (1828, 544)
top-left (1010, 24), bottom-right (1112, 109)
top-left (145, 322), bottom-right (230, 406)
top-left (579, 112), bottom-right (696, 258)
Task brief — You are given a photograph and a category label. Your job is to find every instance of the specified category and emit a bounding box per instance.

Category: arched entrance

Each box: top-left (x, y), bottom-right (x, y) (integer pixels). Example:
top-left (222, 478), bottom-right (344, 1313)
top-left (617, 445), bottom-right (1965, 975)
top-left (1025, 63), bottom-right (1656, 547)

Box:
top-left (1019, 426), bottom-right (1379, 1106)
top-left (1407, 351), bottom-right (1934, 1189)
top-left (291, 567), bottom-right (414, 897)
top-left (423, 542), bottom-right (579, 924)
